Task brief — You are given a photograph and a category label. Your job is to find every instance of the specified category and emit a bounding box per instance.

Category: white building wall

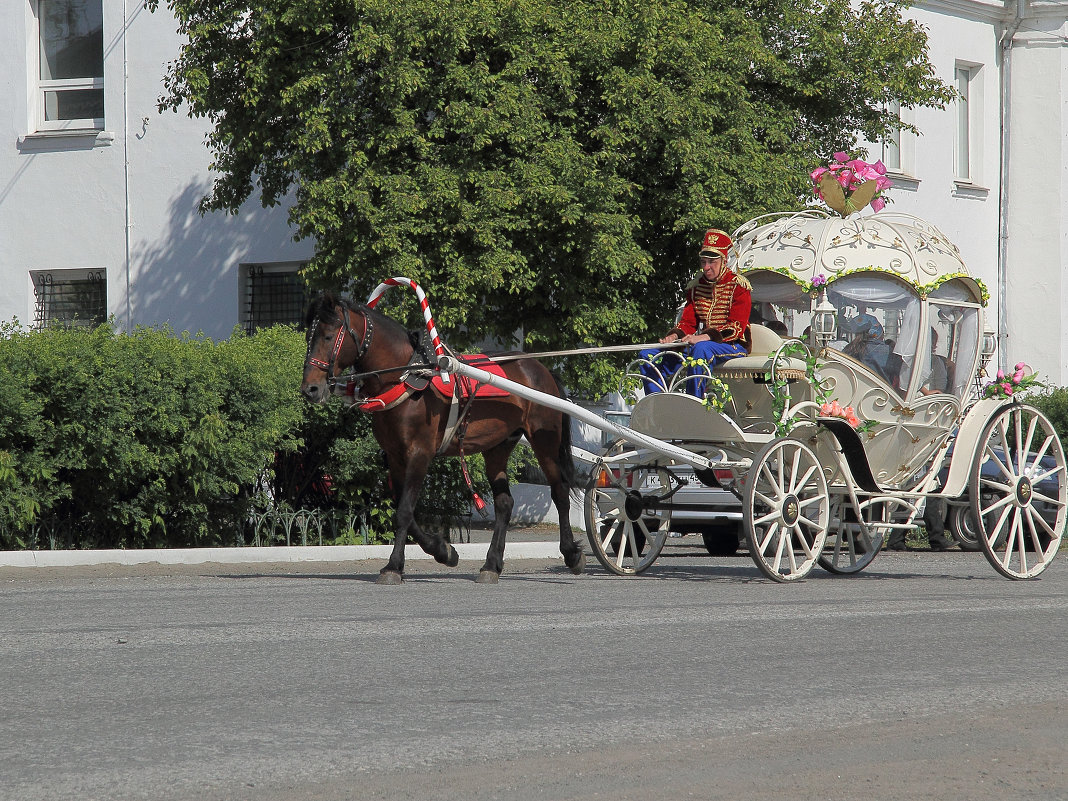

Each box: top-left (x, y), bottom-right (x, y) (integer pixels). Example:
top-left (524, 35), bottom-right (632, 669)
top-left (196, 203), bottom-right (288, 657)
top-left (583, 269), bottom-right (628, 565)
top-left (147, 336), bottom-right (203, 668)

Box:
top-left (1002, 14), bottom-right (1068, 382)
top-left (1, 2), bottom-right (313, 337)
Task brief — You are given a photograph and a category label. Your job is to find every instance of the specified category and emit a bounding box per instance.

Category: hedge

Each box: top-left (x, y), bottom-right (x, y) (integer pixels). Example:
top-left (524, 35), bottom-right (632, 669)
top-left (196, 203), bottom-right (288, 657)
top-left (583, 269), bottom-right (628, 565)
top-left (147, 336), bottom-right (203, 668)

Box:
top-left (0, 321), bottom-right (494, 550)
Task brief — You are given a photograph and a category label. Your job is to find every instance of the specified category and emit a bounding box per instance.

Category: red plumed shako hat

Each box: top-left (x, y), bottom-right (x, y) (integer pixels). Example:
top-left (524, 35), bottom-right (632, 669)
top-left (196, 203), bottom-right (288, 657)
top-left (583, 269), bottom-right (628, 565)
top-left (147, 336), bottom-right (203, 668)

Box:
top-left (699, 229), bottom-right (732, 259)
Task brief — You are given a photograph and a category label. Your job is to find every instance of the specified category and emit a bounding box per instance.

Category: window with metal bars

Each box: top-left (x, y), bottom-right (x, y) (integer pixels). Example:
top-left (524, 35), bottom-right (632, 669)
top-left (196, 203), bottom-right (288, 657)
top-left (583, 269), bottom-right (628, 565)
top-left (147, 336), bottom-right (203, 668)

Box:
top-left (242, 263), bottom-right (311, 334)
top-left (31, 270), bottom-right (107, 329)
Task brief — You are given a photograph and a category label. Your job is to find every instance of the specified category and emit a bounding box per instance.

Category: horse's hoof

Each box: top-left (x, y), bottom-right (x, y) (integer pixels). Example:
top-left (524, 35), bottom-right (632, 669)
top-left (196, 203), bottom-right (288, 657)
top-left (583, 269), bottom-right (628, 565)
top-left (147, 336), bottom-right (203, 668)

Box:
top-left (376, 571), bottom-right (404, 585)
top-left (476, 570), bottom-right (500, 584)
top-left (567, 551), bottom-right (586, 575)
top-left (446, 545), bottom-right (459, 568)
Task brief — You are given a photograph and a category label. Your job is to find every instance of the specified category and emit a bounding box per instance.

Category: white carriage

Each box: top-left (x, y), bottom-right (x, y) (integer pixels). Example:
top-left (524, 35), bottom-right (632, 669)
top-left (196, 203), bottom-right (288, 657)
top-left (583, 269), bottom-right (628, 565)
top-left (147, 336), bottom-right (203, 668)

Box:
top-left (437, 209), bottom-right (1065, 582)
top-left (581, 210), bottom-right (1066, 581)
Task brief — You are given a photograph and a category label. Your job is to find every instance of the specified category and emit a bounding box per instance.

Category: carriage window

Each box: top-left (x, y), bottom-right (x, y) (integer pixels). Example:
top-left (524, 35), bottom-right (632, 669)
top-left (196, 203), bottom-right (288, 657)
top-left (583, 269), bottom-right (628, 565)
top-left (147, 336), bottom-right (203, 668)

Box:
top-left (929, 282), bottom-right (982, 398)
top-left (825, 275), bottom-right (919, 391)
top-left (31, 269), bottom-right (107, 329)
top-left (242, 263), bottom-right (310, 333)
top-left (747, 272), bottom-right (812, 340)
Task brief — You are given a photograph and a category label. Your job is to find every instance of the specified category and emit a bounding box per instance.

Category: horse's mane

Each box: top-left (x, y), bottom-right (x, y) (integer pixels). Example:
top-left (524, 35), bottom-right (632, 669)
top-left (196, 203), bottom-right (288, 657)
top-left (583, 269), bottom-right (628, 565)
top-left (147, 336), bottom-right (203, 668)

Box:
top-left (303, 292), bottom-right (410, 341)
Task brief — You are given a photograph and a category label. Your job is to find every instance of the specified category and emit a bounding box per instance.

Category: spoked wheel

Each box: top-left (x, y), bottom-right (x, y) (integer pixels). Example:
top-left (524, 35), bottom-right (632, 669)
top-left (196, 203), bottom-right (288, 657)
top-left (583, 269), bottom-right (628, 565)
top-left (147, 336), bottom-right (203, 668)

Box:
top-left (970, 404), bottom-right (1067, 579)
top-left (585, 460), bottom-right (671, 575)
top-left (743, 438), bottom-right (830, 582)
top-left (819, 497), bottom-right (897, 575)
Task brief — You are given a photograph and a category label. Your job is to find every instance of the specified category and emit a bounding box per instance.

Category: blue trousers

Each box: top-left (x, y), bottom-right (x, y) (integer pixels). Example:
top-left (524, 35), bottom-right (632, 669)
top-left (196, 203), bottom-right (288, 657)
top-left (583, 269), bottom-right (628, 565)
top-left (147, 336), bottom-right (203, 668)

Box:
top-left (638, 340), bottom-right (746, 399)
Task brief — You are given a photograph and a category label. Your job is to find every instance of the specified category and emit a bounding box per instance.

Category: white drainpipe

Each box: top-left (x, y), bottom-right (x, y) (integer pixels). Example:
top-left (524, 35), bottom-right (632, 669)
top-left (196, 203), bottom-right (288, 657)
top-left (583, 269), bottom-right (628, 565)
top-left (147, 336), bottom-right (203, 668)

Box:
top-left (996, 0), bottom-right (1027, 371)
top-left (122, 0), bottom-right (133, 331)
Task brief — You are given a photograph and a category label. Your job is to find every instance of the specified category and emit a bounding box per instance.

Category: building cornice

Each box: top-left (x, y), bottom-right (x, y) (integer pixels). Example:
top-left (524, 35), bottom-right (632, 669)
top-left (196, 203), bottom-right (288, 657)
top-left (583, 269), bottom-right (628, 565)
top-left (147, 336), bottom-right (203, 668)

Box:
top-left (917, 1), bottom-right (1068, 36)
top-left (916, 0), bottom-right (1013, 24)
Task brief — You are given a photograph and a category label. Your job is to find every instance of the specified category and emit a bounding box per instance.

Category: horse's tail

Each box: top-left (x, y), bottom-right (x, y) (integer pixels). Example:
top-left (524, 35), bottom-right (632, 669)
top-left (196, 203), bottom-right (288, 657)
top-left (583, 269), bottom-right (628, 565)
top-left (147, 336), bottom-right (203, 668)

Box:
top-left (552, 374), bottom-right (576, 487)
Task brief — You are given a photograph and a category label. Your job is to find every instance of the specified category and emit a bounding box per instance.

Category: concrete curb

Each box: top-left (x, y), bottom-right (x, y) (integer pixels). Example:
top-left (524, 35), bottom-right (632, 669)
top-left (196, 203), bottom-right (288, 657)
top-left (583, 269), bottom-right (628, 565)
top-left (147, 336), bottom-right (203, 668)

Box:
top-left (0, 542), bottom-right (564, 568)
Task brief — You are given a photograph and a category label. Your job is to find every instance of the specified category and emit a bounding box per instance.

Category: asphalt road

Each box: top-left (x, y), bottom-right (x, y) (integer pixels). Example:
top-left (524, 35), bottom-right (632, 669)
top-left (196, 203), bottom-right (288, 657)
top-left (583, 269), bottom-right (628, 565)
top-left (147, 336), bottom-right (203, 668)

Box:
top-left (2, 546), bottom-right (1067, 801)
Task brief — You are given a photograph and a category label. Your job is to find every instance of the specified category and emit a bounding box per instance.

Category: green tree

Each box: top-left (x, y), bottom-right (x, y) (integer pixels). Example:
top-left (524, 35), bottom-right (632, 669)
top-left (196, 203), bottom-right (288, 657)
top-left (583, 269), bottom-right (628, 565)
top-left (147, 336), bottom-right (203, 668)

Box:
top-left (150, 0), bottom-right (951, 393)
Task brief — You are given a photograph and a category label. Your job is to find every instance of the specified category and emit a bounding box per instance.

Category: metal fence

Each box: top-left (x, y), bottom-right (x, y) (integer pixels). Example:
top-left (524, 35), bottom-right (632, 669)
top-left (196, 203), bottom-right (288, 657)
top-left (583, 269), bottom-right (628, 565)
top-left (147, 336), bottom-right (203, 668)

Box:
top-left (5, 506), bottom-right (381, 551)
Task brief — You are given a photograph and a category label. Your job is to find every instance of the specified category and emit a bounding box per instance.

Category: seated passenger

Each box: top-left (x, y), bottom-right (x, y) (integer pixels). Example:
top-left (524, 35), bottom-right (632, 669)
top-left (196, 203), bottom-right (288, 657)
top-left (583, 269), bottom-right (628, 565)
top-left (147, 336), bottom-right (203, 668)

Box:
top-left (639, 229), bottom-right (751, 400)
top-left (840, 304), bottom-right (892, 382)
top-left (920, 329), bottom-right (950, 395)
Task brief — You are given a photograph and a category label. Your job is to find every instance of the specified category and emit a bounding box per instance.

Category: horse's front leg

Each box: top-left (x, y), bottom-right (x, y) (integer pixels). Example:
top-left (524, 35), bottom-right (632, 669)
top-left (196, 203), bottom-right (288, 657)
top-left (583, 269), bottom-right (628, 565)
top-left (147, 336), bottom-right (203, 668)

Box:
top-left (378, 454), bottom-right (458, 585)
top-left (477, 444), bottom-right (516, 584)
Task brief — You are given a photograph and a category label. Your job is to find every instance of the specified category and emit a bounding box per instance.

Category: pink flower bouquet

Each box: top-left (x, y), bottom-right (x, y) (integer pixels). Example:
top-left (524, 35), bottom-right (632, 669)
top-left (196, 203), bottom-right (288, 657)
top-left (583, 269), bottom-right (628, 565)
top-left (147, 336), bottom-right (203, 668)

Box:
top-left (819, 400), bottom-right (862, 429)
top-left (982, 362), bottom-right (1042, 399)
top-left (811, 153), bottom-right (893, 216)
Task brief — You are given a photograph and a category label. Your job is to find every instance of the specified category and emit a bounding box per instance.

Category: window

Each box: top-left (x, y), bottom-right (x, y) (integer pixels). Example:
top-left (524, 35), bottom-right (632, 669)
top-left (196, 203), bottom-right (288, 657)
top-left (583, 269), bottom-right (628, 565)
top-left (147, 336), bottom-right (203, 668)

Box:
top-left (881, 101), bottom-right (901, 172)
top-left (36, 0), bottom-right (104, 131)
top-left (824, 275), bottom-right (920, 392)
top-left (32, 270), bottom-right (107, 329)
top-left (954, 65), bottom-right (975, 182)
top-left (242, 263), bottom-right (311, 333)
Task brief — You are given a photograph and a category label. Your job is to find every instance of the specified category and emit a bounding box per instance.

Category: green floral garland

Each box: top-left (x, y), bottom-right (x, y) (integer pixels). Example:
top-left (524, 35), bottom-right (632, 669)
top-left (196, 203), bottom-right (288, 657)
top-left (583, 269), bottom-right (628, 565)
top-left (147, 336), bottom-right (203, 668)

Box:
top-left (742, 267), bottom-right (990, 306)
top-left (764, 342), bottom-right (828, 437)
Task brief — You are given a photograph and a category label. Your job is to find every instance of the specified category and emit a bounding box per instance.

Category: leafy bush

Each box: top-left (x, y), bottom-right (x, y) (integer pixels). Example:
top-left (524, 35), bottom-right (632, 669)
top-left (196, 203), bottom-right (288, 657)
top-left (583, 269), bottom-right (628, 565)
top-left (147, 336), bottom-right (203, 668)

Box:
top-left (1024, 387), bottom-right (1068, 446)
top-left (0, 323), bottom-right (307, 548)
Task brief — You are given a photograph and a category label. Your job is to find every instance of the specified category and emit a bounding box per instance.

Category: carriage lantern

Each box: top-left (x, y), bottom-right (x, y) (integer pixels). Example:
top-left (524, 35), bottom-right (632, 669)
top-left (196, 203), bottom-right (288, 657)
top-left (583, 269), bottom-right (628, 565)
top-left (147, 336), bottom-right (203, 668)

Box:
top-left (980, 327), bottom-right (997, 368)
top-left (812, 294), bottom-right (837, 346)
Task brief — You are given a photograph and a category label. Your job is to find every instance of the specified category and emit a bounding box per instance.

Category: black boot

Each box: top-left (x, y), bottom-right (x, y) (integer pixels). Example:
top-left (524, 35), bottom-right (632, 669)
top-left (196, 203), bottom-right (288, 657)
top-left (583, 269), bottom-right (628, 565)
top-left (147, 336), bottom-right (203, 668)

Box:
top-left (928, 532), bottom-right (955, 551)
top-left (924, 497), bottom-right (953, 550)
top-left (886, 531), bottom-right (907, 551)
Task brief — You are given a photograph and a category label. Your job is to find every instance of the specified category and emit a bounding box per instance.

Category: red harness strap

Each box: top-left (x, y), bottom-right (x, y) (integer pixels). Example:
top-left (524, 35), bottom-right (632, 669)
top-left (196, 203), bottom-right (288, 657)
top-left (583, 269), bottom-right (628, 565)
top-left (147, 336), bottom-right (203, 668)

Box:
top-left (308, 327), bottom-right (346, 372)
top-left (353, 382), bottom-right (412, 412)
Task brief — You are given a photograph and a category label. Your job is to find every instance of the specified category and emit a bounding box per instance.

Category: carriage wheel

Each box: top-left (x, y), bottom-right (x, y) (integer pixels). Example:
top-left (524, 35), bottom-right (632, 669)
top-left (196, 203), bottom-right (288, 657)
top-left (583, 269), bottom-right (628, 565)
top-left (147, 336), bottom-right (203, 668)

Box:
top-left (584, 460), bottom-right (671, 576)
top-left (819, 496), bottom-right (895, 575)
top-left (970, 404), bottom-right (1067, 579)
top-left (743, 438), bottom-right (829, 582)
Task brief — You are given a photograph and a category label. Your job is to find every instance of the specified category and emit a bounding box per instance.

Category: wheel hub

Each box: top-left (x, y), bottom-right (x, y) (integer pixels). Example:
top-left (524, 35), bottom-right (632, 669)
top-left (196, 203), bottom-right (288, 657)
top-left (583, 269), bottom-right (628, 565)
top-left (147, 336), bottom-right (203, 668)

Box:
top-left (781, 494), bottom-right (800, 526)
top-left (624, 491), bottom-right (645, 522)
top-left (1015, 476), bottom-right (1033, 507)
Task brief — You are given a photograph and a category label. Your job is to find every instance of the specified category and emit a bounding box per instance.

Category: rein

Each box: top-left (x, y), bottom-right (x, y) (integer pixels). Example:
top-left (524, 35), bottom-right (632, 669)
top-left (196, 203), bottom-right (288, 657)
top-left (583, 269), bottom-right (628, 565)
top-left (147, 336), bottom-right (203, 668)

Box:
top-left (326, 340), bottom-right (686, 386)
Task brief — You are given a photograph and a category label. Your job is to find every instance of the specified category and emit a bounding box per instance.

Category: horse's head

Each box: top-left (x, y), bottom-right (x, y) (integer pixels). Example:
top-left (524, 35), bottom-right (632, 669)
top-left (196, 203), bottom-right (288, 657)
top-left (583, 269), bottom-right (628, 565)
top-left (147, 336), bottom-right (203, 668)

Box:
top-left (300, 293), bottom-right (370, 404)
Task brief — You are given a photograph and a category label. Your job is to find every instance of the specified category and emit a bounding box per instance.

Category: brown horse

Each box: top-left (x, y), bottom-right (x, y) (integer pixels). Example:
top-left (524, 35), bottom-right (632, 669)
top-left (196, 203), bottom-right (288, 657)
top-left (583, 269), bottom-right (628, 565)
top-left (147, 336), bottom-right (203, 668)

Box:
top-left (300, 293), bottom-right (586, 584)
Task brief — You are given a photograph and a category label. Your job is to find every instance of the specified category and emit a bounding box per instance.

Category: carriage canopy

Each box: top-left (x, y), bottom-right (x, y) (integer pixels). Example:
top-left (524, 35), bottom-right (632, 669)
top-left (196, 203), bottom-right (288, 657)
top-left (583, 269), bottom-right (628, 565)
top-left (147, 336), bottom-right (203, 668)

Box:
top-left (731, 210), bottom-right (987, 402)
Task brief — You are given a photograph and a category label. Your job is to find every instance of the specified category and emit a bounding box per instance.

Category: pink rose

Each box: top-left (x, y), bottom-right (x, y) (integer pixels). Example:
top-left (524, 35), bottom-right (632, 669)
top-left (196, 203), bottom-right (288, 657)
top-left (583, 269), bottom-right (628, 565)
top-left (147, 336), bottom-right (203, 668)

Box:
top-left (1002, 383), bottom-right (1013, 395)
top-left (811, 166), bottom-right (828, 183)
top-left (832, 151), bottom-right (850, 163)
top-left (870, 197), bottom-right (886, 212)
top-left (1015, 362), bottom-right (1026, 371)
top-left (1013, 370), bottom-right (1025, 383)
top-left (846, 415), bottom-right (861, 428)
top-left (996, 369), bottom-right (1005, 380)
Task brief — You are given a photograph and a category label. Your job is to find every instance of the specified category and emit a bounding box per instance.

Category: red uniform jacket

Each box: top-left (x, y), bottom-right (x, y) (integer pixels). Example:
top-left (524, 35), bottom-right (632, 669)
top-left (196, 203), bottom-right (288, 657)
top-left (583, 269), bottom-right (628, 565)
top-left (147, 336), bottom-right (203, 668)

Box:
top-left (671, 270), bottom-right (752, 349)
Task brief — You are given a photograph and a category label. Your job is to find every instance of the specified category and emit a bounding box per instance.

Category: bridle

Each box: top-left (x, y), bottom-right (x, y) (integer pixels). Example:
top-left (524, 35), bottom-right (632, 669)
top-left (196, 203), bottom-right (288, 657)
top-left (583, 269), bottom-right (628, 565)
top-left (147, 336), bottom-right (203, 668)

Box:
top-left (305, 303), bottom-right (374, 385)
